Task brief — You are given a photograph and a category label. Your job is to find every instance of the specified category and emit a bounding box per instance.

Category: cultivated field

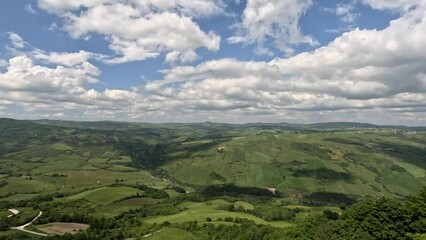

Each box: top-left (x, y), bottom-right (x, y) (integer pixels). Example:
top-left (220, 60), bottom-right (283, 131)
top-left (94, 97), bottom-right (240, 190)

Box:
top-left (36, 222), bottom-right (89, 235)
top-left (0, 119), bottom-right (425, 238)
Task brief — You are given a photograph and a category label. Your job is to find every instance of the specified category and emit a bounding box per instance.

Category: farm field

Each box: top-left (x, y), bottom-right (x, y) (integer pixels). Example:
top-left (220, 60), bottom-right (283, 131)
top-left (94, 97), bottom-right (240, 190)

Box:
top-left (142, 199), bottom-right (294, 228)
top-left (145, 228), bottom-right (198, 240)
top-left (36, 222), bottom-right (89, 235)
top-left (56, 187), bottom-right (144, 205)
top-left (162, 131), bottom-right (426, 198)
top-left (0, 118), bottom-right (425, 239)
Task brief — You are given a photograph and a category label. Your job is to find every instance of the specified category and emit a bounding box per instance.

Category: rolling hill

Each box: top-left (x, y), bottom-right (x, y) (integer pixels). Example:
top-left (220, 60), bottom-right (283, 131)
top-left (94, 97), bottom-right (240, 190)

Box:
top-left (1, 118), bottom-right (426, 239)
top-left (0, 118), bottom-right (424, 200)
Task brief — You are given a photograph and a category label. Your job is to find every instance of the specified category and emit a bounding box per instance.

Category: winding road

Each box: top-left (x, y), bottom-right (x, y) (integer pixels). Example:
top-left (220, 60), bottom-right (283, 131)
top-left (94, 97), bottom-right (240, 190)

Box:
top-left (11, 211), bottom-right (47, 237)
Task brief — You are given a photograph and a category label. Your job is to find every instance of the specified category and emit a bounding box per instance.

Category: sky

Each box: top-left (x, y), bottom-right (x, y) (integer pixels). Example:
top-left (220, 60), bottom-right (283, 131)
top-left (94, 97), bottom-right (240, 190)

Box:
top-left (0, 0), bottom-right (425, 125)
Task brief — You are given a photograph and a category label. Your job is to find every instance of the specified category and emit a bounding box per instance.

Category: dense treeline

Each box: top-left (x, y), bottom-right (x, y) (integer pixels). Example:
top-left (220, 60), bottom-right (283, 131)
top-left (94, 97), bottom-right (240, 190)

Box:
top-left (114, 139), bottom-right (167, 168)
top-left (202, 184), bottom-right (280, 197)
top-left (182, 188), bottom-right (426, 240)
top-left (0, 209), bottom-right (39, 231)
top-left (127, 183), bottom-right (170, 199)
top-left (220, 203), bottom-right (301, 222)
top-left (304, 191), bottom-right (359, 206)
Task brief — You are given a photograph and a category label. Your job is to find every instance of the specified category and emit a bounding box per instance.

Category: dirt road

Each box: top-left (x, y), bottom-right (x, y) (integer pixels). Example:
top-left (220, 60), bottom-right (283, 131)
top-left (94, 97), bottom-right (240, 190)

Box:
top-left (11, 211), bottom-right (47, 237)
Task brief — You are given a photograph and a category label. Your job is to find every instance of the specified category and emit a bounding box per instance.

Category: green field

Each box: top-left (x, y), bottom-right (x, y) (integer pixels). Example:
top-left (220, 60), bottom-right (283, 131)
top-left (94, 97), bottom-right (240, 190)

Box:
top-left (145, 228), bottom-right (198, 240)
top-left (162, 131), bottom-right (426, 198)
top-left (0, 118), bottom-right (425, 239)
top-left (94, 197), bottom-right (159, 218)
top-left (1, 119), bottom-right (425, 200)
top-left (0, 209), bottom-right (10, 218)
top-left (57, 187), bottom-right (143, 205)
top-left (143, 199), bottom-right (294, 228)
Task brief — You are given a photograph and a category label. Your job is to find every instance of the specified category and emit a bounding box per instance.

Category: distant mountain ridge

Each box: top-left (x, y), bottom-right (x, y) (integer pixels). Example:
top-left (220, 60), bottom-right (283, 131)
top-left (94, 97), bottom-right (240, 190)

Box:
top-left (1, 118), bottom-right (425, 131)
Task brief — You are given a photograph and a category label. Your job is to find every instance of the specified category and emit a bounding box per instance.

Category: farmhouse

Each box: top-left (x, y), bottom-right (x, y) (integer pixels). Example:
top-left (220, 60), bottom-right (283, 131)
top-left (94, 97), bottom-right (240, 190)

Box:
top-left (217, 146), bottom-right (226, 153)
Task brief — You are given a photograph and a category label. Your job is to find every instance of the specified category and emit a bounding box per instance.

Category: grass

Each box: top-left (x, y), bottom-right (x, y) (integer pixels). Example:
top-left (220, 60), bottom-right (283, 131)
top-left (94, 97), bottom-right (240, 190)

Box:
top-left (145, 227), bottom-right (198, 240)
top-left (48, 143), bottom-right (73, 151)
top-left (233, 201), bottom-right (254, 210)
top-left (63, 169), bottom-right (162, 187)
top-left (164, 189), bottom-right (182, 198)
top-left (285, 205), bottom-right (342, 221)
top-left (162, 131), bottom-right (426, 198)
top-left (2, 119), bottom-right (425, 200)
top-left (0, 177), bottom-right (57, 195)
top-left (0, 209), bottom-right (10, 218)
top-left (414, 234), bottom-right (426, 240)
top-left (58, 187), bottom-right (143, 205)
top-left (7, 208), bottom-right (39, 227)
top-left (143, 199), bottom-right (294, 228)
top-left (0, 118), bottom-right (425, 239)
top-left (381, 165), bottom-right (423, 196)
top-left (0, 193), bottom-right (38, 202)
top-left (94, 197), bottom-right (159, 218)
top-left (0, 230), bottom-right (24, 237)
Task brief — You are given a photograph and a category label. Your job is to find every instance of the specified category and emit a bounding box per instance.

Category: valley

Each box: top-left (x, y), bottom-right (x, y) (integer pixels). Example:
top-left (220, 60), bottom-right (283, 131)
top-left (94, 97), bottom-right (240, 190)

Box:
top-left (0, 118), bottom-right (425, 239)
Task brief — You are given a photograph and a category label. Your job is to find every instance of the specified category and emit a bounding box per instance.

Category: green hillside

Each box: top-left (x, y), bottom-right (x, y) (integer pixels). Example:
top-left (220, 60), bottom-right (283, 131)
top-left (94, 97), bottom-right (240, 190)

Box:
top-left (162, 131), bottom-right (426, 198)
top-left (0, 118), bottom-right (425, 200)
top-left (0, 118), bottom-right (425, 239)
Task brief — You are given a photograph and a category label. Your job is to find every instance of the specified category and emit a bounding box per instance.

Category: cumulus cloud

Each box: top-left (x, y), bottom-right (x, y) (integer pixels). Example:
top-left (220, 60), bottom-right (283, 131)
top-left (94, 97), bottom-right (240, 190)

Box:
top-left (37, 0), bottom-right (113, 13)
top-left (146, 58), bottom-right (281, 90)
top-left (228, 0), bottom-right (318, 55)
top-left (38, 0), bottom-right (226, 17)
top-left (137, 1), bottom-right (426, 124)
top-left (37, 0), bottom-right (223, 64)
top-left (324, 0), bottom-right (359, 25)
top-left (0, 60), bottom-right (7, 68)
top-left (0, 55), bottom-right (99, 92)
top-left (2, 0), bottom-right (426, 124)
top-left (4, 33), bottom-right (105, 68)
top-left (0, 54), bottom-right (144, 120)
top-left (33, 50), bottom-right (105, 66)
top-left (142, 0), bottom-right (227, 18)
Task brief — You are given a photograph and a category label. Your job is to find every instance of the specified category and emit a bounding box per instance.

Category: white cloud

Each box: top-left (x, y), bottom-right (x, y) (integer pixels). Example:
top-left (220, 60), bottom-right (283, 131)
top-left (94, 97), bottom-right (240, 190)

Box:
top-left (38, 0), bottom-right (226, 17)
top-left (2, 0), bottom-right (426, 124)
top-left (361, 0), bottom-right (425, 13)
top-left (5, 34), bottom-right (104, 68)
top-left (0, 60), bottom-right (7, 68)
top-left (165, 50), bottom-right (198, 64)
top-left (325, 0), bottom-right (359, 24)
top-left (38, 0), bottom-right (223, 64)
top-left (0, 55), bottom-right (99, 92)
top-left (8, 32), bottom-right (26, 49)
top-left (146, 58), bottom-right (280, 90)
top-left (37, 0), bottom-right (113, 13)
top-left (0, 54), bottom-right (143, 120)
top-left (144, 0), bottom-right (227, 18)
top-left (24, 4), bottom-right (37, 14)
top-left (228, 0), bottom-right (317, 56)
top-left (33, 50), bottom-right (105, 66)
top-left (137, 2), bottom-right (426, 124)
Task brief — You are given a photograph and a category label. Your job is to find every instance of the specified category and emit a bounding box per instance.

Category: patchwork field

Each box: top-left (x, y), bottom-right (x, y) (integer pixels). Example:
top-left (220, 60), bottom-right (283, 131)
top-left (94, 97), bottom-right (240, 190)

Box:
top-left (162, 131), bottom-right (426, 198)
top-left (0, 119), bottom-right (425, 239)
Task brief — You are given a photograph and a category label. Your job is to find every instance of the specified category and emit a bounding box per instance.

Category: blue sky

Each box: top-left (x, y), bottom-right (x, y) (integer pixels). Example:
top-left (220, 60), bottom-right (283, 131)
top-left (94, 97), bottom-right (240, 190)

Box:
top-left (0, 0), bottom-right (425, 125)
